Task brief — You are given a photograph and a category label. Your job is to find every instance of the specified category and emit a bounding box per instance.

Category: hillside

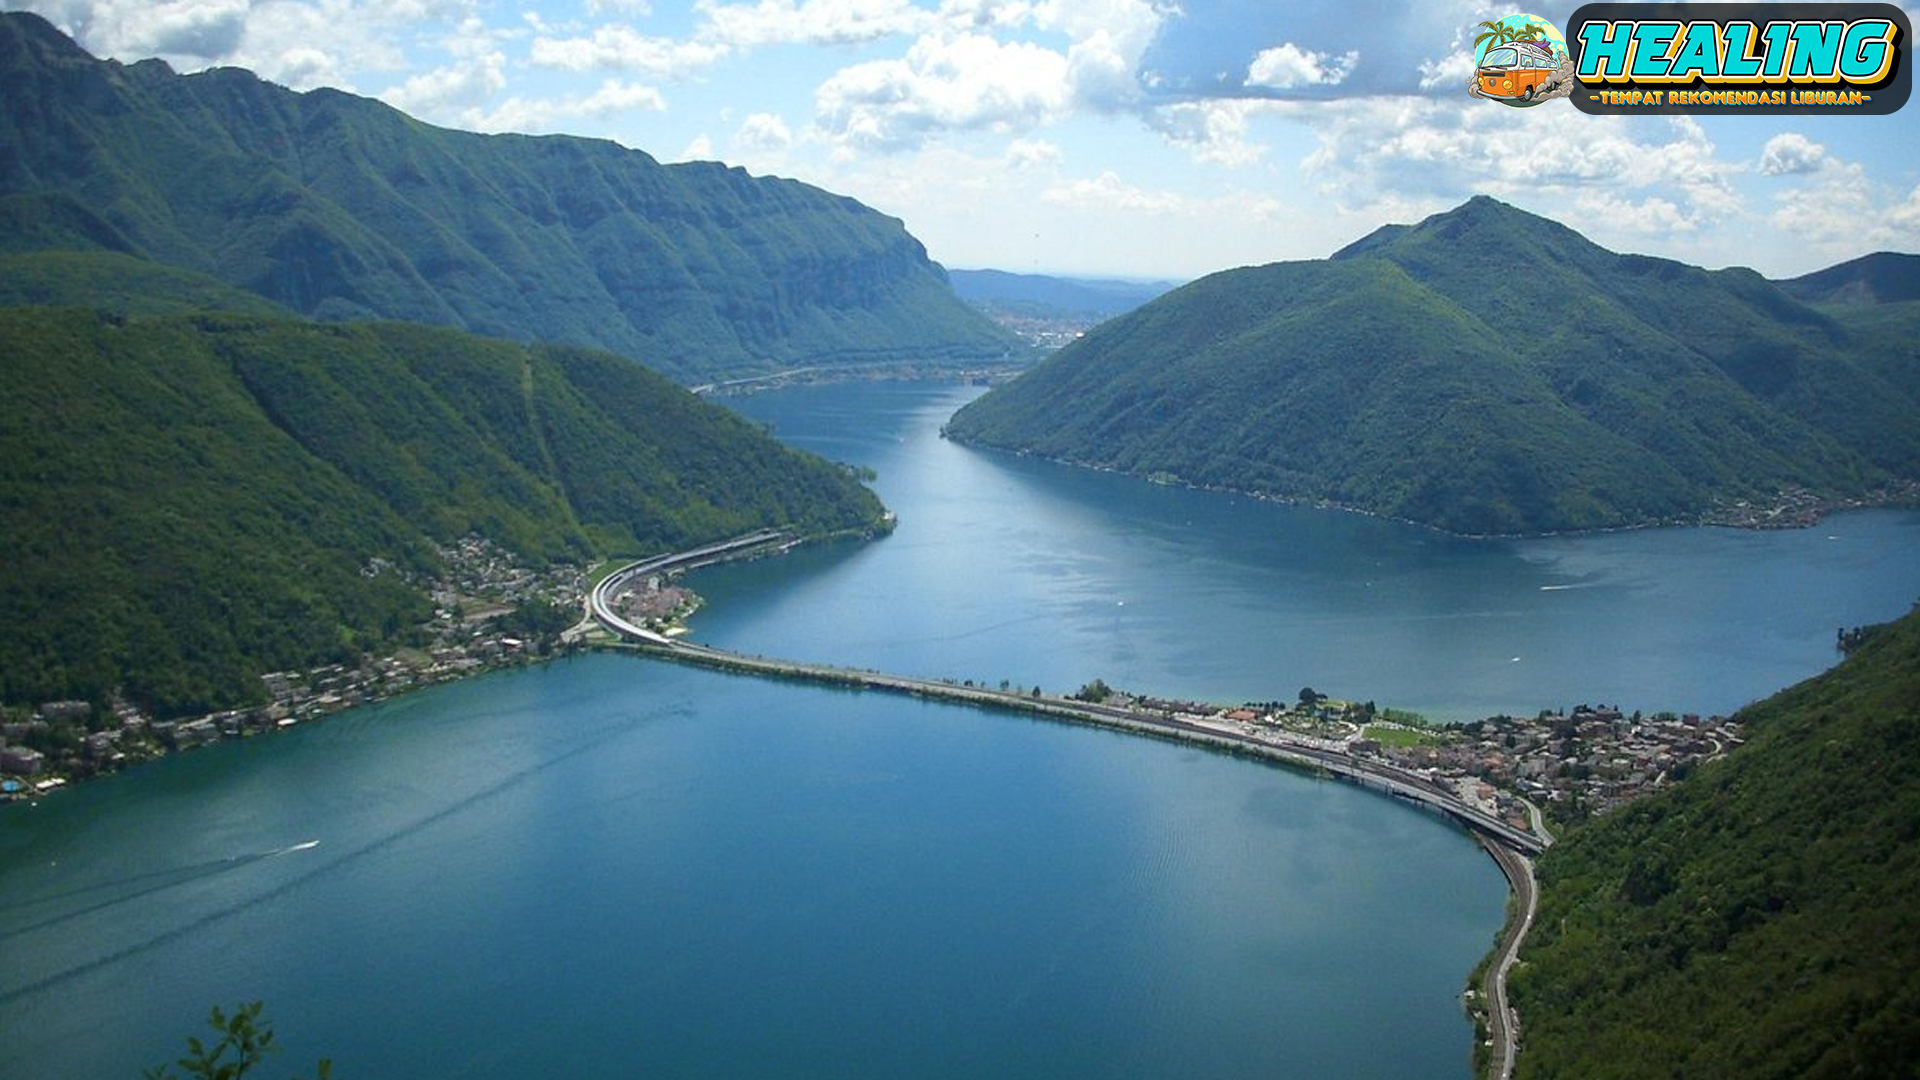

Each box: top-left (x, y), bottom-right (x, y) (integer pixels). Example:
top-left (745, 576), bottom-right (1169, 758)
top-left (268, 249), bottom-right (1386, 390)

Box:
top-left (0, 304), bottom-right (888, 715)
top-left (0, 11), bottom-right (1015, 383)
top-left (946, 197), bottom-right (1920, 535)
top-left (1509, 604), bottom-right (1920, 1078)
top-left (1777, 252), bottom-right (1920, 306)
top-left (948, 269), bottom-right (1179, 318)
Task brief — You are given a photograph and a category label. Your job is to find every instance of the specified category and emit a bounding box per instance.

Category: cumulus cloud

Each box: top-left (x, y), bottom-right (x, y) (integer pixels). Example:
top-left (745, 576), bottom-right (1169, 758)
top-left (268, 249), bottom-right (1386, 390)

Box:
top-left (1293, 98), bottom-right (1741, 236)
top-left (735, 111), bottom-right (794, 151)
top-left (1246, 42), bottom-right (1357, 90)
top-left (381, 50), bottom-right (507, 118)
top-left (470, 78), bottom-right (668, 134)
top-left (1005, 137), bottom-right (1061, 169)
top-left (1145, 99), bottom-right (1272, 166)
top-left (694, 0), bottom-right (932, 48)
top-left (530, 24), bottom-right (729, 76)
top-left (1757, 132), bottom-right (1827, 177)
top-left (1042, 170), bottom-right (1189, 213)
top-left (813, 31), bottom-right (1069, 151)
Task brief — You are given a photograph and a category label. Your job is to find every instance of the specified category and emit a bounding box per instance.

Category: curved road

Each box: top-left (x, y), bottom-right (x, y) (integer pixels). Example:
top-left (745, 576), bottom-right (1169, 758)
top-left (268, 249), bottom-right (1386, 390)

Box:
top-left (588, 537), bottom-right (1548, 1077)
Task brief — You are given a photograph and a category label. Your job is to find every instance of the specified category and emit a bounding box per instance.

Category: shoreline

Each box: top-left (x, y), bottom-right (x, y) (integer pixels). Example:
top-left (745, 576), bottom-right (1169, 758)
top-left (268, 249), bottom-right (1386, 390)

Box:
top-left (937, 432), bottom-right (1920, 541)
top-left (585, 537), bottom-right (1561, 1079)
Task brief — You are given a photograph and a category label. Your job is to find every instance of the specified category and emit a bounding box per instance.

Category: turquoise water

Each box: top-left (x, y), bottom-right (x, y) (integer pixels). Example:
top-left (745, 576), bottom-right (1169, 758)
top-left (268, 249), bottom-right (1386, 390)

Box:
top-left (5, 379), bottom-right (1918, 1079)
top-left (0, 659), bottom-right (1504, 1079)
top-left (701, 381), bottom-right (1920, 722)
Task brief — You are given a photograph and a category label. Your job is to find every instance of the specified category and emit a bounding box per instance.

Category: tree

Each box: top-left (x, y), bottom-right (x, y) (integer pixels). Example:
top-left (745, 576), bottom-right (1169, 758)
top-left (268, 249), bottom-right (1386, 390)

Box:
top-left (1073, 678), bottom-right (1112, 703)
top-left (146, 1002), bottom-right (332, 1080)
top-left (1298, 686), bottom-right (1321, 706)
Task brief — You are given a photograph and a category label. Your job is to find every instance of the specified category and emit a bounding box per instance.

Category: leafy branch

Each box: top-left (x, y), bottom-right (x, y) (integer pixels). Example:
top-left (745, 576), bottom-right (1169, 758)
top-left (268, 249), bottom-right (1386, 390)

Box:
top-left (145, 1002), bottom-right (332, 1080)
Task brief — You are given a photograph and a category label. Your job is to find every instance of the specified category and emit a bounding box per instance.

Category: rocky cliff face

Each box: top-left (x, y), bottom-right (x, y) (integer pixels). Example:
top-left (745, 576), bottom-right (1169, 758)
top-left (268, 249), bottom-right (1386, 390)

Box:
top-left (0, 12), bottom-right (1015, 382)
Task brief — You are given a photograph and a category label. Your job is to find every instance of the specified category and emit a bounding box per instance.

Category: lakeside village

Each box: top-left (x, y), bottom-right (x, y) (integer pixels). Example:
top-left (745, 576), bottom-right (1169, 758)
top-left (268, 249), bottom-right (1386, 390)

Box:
top-left (3, 546), bottom-right (1760, 824)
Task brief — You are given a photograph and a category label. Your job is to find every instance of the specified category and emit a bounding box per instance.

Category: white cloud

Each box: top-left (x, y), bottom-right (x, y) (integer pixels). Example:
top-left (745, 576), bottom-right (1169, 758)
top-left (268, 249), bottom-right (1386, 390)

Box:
top-left (694, 0), bottom-right (931, 48)
top-left (1146, 99), bottom-right (1270, 166)
top-left (1758, 132), bottom-right (1827, 177)
top-left (1005, 137), bottom-right (1061, 169)
top-left (529, 24), bottom-right (729, 76)
top-left (813, 31), bottom-right (1070, 151)
top-left (680, 133), bottom-right (717, 161)
top-left (1042, 170), bottom-right (1188, 213)
top-left (381, 50), bottom-right (506, 118)
top-left (735, 111), bottom-right (794, 151)
top-left (1292, 98), bottom-right (1740, 237)
top-left (468, 77), bottom-right (668, 134)
top-left (1245, 42), bottom-right (1357, 90)
top-left (589, 0), bottom-right (653, 14)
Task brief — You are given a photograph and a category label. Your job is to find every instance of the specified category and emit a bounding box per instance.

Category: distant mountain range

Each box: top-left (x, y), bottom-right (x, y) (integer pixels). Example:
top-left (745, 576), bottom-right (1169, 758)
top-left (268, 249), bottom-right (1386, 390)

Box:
top-left (946, 196), bottom-right (1920, 536)
top-left (1512, 601), bottom-right (1920, 1078)
top-left (947, 269), bottom-right (1180, 319)
top-left (0, 11), bottom-right (1015, 383)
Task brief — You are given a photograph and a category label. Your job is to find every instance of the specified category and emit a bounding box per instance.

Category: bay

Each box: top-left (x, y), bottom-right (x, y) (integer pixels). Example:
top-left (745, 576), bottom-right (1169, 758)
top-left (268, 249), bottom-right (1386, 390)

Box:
top-left (0, 658), bottom-right (1505, 1079)
top-left (5, 378), bottom-right (1917, 1080)
top-left (700, 381), bottom-right (1920, 722)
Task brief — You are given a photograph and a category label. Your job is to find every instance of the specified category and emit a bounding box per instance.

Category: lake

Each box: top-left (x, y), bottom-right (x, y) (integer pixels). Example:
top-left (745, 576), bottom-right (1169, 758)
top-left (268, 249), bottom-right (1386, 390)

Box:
top-left (3, 380), bottom-right (1916, 1079)
top-left (700, 381), bottom-right (1920, 723)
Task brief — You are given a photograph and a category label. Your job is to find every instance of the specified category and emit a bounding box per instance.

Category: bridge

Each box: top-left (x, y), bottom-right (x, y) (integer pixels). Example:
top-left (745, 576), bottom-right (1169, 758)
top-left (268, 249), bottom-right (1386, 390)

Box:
top-left (588, 539), bottom-right (1549, 857)
top-left (589, 534), bottom-right (1548, 1078)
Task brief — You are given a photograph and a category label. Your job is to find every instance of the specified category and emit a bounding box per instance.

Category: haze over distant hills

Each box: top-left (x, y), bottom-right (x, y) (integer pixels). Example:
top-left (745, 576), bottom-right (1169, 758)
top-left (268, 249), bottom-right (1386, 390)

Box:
top-left (947, 196), bottom-right (1920, 536)
top-left (948, 269), bottom-right (1180, 319)
top-left (0, 11), bottom-right (1015, 383)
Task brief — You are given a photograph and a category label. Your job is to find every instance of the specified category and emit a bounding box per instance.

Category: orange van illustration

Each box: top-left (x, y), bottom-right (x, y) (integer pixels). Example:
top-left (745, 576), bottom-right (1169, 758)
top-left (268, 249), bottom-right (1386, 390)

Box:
top-left (1477, 40), bottom-right (1561, 101)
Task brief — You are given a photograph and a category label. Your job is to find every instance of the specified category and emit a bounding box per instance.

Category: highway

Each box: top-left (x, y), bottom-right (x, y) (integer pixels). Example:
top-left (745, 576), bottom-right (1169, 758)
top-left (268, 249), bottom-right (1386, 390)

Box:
top-left (587, 539), bottom-right (1547, 857)
top-left (589, 536), bottom-right (1549, 1079)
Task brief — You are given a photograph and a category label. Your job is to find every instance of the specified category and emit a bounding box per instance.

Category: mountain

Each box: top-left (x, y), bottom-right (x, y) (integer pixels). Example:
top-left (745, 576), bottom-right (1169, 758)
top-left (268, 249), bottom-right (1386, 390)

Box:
top-left (0, 301), bottom-right (888, 715)
top-left (0, 12), bottom-right (1015, 383)
top-left (947, 269), bottom-right (1180, 318)
top-left (1509, 604), bottom-right (1920, 1079)
top-left (1777, 252), bottom-right (1920, 306)
top-left (945, 197), bottom-right (1920, 536)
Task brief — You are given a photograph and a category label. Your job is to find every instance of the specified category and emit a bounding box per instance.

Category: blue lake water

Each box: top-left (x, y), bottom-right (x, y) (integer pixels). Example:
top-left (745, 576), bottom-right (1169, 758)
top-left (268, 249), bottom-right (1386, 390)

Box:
top-left (700, 381), bottom-right (1920, 722)
top-left (3, 379), bottom-right (1917, 1079)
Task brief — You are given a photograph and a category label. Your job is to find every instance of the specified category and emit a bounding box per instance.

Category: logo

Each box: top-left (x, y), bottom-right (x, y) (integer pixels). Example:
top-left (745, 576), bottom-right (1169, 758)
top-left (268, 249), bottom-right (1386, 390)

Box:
top-left (1470, 14), bottom-right (1574, 106)
top-left (1566, 3), bottom-right (1910, 114)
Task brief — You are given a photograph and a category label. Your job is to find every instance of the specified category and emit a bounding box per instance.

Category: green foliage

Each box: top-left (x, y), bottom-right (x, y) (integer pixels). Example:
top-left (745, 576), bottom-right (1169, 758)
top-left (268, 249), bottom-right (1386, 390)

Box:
top-left (0, 306), bottom-right (886, 715)
top-left (145, 1002), bottom-right (331, 1080)
top-left (1072, 678), bottom-right (1113, 702)
top-left (0, 12), bottom-right (1014, 384)
top-left (1777, 252), bottom-right (1920, 306)
top-left (948, 197), bottom-right (1920, 536)
top-left (0, 250), bottom-right (292, 317)
top-left (1509, 606), bottom-right (1920, 1079)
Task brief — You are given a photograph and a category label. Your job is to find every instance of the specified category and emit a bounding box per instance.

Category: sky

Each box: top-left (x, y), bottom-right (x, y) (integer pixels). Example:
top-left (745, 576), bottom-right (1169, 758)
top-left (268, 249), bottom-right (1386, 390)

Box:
top-left (8, 0), bottom-right (1920, 281)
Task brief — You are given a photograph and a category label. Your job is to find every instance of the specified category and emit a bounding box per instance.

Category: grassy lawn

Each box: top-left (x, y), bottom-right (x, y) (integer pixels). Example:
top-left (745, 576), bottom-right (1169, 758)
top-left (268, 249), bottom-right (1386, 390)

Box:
top-left (1363, 723), bottom-right (1443, 748)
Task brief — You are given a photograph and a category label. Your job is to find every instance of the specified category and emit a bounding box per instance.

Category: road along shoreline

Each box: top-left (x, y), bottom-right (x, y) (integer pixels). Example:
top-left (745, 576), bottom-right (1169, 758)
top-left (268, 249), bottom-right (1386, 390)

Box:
top-left (589, 534), bottom-right (1547, 1079)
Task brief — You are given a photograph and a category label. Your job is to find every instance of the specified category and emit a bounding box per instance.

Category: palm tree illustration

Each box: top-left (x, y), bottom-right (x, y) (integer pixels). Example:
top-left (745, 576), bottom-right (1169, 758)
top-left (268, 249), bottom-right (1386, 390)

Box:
top-left (1475, 18), bottom-right (1548, 54)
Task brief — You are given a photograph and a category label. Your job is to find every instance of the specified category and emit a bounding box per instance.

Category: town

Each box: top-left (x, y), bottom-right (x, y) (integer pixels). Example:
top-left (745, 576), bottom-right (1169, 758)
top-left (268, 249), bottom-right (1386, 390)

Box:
top-left (4, 549), bottom-right (1744, 830)
top-left (0, 537), bottom-right (587, 800)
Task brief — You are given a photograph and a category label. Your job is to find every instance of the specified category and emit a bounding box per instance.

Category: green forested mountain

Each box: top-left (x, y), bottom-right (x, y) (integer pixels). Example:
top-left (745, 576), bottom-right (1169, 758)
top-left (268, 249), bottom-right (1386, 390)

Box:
top-left (1509, 605), bottom-right (1920, 1078)
top-left (1778, 251), bottom-right (1920, 306)
top-left (946, 197), bottom-right (1920, 535)
top-left (0, 250), bottom-right (294, 316)
top-left (0, 303), bottom-right (888, 715)
top-left (0, 11), bottom-right (1015, 383)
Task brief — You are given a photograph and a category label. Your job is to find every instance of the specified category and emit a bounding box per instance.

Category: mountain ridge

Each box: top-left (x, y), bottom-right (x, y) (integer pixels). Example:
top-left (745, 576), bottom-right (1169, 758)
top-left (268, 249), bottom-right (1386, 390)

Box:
top-left (0, 11), bottom-right (1016, 383)
top-left (946, 197), bottom-right (1920, 536)
top-left (0, 299), bottom-right (889, 715)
